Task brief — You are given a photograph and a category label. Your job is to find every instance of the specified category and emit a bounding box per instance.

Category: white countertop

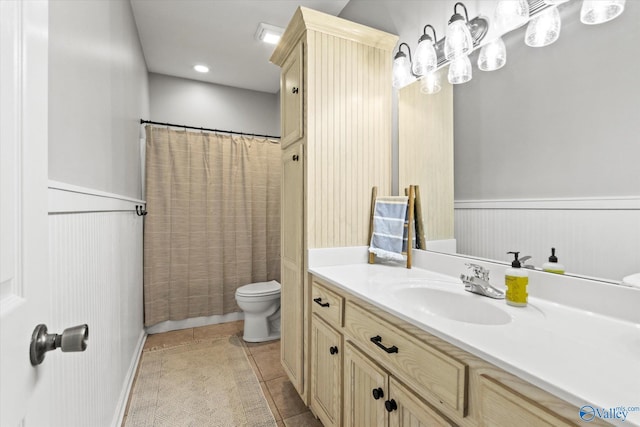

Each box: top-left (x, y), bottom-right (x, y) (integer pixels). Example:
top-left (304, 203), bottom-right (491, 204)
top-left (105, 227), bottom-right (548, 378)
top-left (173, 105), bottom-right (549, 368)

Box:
top-left (309, 254), bottom-right (640, 426)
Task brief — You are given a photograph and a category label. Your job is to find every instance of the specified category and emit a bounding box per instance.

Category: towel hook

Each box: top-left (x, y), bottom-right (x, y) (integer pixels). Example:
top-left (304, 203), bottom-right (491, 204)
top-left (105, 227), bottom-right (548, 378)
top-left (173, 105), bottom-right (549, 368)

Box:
top-left (135, 205), bottom-right (147, 216)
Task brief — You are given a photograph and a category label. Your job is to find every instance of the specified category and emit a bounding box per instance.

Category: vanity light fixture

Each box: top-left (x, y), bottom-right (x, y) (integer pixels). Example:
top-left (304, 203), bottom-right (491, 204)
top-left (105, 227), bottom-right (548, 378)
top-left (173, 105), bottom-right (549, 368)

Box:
top-left (478, 37), bottom-right (506, 71)
top-left (193, 64), bottom-right (209, 73)
top-left (494, 0), bottom-right (530, 32)
top-left (392, 42), bottom-right (415, 89)
top-left (412, 25), bottom-right (438, 77)
top-left (255, 22), bottom-right (284, 45)
top-left (444, 2), bottom-right (474, 60)
top-left (525, 6), bottom-right (561, 47)
top-left (448, 54), bottom-right (472, 84)
top-left (580, 0), bottom-right (626, 25)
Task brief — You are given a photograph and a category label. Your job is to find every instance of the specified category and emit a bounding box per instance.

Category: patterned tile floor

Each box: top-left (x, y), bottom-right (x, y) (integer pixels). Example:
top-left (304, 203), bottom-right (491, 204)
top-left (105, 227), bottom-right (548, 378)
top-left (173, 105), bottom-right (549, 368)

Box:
top-left (122, 321), bottom-right (323, 427)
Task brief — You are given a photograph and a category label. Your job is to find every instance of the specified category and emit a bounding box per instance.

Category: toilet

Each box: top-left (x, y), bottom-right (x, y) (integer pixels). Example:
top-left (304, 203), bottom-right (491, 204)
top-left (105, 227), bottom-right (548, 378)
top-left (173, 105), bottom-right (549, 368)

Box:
top-left (235, 280), bottom-right (281, 342)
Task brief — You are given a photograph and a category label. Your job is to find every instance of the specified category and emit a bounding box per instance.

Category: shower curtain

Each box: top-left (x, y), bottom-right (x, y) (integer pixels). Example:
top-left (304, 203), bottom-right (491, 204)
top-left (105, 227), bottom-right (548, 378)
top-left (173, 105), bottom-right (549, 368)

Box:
top-left (143, 126), bottom-right (281, 327)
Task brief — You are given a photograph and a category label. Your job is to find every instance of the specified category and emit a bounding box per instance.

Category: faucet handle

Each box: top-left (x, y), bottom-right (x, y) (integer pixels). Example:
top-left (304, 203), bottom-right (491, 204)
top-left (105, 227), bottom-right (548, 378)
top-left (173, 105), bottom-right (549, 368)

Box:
top-left (465, 263), bottom-right (490, 280)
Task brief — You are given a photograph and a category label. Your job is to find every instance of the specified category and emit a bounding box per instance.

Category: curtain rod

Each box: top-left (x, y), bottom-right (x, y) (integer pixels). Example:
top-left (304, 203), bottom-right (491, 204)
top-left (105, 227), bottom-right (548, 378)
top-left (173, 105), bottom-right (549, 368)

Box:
top-left (140, 119), bottom-right (280, 139)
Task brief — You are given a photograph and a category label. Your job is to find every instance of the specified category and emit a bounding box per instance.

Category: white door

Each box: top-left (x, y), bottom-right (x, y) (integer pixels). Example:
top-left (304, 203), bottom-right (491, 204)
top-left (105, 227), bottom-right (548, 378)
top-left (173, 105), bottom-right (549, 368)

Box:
top-left (0, 1), bottom-right (51, 426)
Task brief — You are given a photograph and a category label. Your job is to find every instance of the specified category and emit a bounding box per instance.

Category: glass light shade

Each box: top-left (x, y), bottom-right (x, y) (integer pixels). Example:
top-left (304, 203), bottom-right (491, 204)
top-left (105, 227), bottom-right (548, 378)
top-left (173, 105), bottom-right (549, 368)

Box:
top-left (444, 17), bottom-right (473, 60)
top-left (420, 72), bottom-right (441, 95)
top-left (494, 0), bottom-right (530, 32)
top-left (392, 53), bottom-right (412, 88)
top-left (448, 55), bottom-right (472, 84)
top-left (580, 0), bottom-right (625, 25)
top-left (525, 7), bottom-right (561, 47)
top-left (413, 38), bottom-right (438, 76)
top-left (478, 38), bottom-right (506, 71)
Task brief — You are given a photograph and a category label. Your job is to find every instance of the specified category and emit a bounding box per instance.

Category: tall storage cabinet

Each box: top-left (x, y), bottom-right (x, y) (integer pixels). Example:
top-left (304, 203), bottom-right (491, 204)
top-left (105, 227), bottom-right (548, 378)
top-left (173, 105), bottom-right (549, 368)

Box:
top-left (270, 7), bottom-right (398, 401)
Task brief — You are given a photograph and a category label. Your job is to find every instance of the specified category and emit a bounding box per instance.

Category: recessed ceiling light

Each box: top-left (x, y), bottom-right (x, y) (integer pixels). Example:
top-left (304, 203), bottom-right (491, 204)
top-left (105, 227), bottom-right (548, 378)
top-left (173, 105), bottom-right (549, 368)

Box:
top-left (193, 64), bottom-right (209, 73)
top-left (255, 23), bottom-right (284, 45)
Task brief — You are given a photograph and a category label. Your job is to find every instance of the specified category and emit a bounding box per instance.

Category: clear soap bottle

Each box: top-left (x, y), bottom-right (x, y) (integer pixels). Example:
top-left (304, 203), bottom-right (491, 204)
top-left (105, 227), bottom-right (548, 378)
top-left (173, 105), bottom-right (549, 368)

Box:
top-left (505, 251), bottom-right (528, 307)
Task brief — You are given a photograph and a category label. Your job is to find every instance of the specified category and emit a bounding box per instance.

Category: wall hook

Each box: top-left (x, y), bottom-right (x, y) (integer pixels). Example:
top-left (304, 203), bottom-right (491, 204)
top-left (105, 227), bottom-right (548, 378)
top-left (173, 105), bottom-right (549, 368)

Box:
top-left (136, 205), bottom-right (147, 216)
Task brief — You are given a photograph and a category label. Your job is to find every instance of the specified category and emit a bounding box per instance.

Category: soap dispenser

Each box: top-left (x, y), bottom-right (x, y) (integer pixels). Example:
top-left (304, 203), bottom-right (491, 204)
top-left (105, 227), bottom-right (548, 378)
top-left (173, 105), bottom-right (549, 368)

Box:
top-left (542, 247), bottom-right (565, 274)
top-left (505, 251), bottom-right (528, 307)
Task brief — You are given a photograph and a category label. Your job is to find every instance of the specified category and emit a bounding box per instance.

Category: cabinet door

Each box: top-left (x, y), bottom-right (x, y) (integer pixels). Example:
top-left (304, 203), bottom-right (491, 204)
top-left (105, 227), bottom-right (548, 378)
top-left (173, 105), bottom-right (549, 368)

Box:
top-left (344, 341), bottom-right (388, 427)
top-left (310, 315), bottom-right (342, 427)
top-left (388, 377), bottom-right (455, 427)
top-left (280, 142), bottom-right (304, 394)
top-left (280, 42), bottom-right (303, 148)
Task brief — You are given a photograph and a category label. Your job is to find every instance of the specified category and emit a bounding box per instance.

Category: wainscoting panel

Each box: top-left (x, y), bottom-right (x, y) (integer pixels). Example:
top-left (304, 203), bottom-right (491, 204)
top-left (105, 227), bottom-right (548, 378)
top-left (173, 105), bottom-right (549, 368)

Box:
top-left (455, 199), bottom-right (640, 281)
top-left (48, 183), bottom-right (144, 427)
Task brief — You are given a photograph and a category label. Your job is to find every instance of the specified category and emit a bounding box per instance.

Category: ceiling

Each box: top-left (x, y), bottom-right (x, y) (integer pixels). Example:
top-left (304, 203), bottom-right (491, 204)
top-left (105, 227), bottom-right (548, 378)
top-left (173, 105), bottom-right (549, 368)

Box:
top-left (130, 0), bottom-right (350, 94)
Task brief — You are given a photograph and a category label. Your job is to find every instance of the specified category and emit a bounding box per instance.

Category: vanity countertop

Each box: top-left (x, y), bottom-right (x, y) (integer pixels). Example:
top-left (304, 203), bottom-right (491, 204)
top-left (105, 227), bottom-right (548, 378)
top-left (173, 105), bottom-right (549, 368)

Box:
top-left (309, 260), bottom-right (640, 426)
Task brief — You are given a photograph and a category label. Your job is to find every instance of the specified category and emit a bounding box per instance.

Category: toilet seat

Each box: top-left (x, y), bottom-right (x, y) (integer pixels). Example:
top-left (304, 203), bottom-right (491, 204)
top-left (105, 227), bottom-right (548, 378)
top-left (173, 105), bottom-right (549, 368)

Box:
top-left (235, 280), bottom-right (281, 297)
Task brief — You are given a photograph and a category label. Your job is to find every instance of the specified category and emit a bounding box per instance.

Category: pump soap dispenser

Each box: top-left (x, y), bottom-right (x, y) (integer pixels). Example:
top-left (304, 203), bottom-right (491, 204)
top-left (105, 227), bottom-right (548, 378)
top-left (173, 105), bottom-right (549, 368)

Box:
top-left (505, 251), bottom-right (528, 307)
top-left (542, 248), bottom-right (565, 274)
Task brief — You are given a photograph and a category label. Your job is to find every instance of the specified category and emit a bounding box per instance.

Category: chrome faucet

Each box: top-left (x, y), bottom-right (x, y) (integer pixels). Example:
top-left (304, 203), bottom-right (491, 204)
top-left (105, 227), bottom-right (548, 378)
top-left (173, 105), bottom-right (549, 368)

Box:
top-left (460, 263), bottom-right (505, 299)
top-left (519, 255), bottom-right (535, 269)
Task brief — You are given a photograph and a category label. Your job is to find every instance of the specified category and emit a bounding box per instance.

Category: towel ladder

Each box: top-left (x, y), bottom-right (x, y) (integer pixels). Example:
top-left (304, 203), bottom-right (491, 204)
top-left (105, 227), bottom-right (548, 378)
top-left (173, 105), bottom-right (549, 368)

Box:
top-left (368, 185), bottom-right (424, 269)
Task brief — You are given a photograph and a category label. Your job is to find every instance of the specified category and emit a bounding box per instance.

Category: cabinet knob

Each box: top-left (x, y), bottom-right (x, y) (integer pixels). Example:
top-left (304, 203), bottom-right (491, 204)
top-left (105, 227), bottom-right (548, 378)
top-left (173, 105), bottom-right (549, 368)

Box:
top-left (385, 399), bottom-right (398, 412)
top-left (292, 154), bottom-right (299, 162)
top-left (372, 387), bottom-right (384, 400)
top-left (292, 87), bottom-right (299, 94)
top-left (329, 346), bottom-right (339, 355)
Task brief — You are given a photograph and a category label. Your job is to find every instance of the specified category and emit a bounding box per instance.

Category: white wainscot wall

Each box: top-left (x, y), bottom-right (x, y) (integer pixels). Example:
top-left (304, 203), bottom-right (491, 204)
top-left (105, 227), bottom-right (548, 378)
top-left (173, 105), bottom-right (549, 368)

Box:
top-left (455, 197), bottom-right (640, 282)
top-left (47, 181), bottom-right (145, 427)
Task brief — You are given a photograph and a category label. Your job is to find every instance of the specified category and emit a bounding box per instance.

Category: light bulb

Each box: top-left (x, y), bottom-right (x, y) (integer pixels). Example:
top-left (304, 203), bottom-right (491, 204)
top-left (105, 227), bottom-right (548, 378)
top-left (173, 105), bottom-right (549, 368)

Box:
top-left (494, 0), bottom-right (530, 32)
top-left (448, 55), bottom-right (472, 84)
top-left (580, 0), bottom-right (625, 25)
top-left (525, 7), bottom-right (561, 47)
top-left (444, 16), bottom-right (473, 60)
top-left (413, 37), bottom-right (438, 76)
top-left (478, 37), bottom-right (506, 71)
top-left (392, 52), bottom-right (412, 89)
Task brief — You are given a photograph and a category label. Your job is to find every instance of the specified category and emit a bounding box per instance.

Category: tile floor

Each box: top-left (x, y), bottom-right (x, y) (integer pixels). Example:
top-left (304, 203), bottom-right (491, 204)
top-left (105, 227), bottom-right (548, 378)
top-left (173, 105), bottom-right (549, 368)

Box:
top-left (123, 321), bottom-right (323, 427)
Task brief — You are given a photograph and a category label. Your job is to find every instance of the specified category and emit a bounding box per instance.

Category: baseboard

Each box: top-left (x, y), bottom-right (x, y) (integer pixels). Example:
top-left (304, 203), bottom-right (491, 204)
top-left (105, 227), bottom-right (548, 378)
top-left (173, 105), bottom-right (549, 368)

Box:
top-left (112, 329), bottom-right (147, 427)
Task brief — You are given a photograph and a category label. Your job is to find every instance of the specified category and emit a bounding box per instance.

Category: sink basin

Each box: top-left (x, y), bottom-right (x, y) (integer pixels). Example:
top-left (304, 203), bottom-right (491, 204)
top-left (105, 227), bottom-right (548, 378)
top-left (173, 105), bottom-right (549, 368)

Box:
top-left (394, 287), bottom-right (512, 325)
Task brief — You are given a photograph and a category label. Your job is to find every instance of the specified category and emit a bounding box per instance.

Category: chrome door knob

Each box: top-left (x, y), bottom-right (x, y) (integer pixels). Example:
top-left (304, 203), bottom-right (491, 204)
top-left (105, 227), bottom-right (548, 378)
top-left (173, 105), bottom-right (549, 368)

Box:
top-left (30, 324), bottom-right (89, 366)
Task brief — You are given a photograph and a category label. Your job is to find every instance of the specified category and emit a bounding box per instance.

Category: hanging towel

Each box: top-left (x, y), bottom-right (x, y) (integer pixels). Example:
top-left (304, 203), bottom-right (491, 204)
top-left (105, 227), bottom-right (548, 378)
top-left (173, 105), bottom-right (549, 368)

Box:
top-left (369, 196), bottom-right (409, 262)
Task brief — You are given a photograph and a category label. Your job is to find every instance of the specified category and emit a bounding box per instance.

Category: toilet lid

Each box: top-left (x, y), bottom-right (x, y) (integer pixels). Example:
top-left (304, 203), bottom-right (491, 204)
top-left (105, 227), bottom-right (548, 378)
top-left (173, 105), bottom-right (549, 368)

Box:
top-left (236, 280), bottom-right (281, 297)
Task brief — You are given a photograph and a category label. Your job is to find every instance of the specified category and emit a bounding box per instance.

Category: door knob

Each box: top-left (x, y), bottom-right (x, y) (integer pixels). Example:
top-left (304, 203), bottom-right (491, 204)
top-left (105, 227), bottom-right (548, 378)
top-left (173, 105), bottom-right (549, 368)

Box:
top-left (30, 323), bottom-right (89, 366)
top-left (329, 346), bottom-right (339, 355)
top-left (385, 399), bottom-right (398, 412)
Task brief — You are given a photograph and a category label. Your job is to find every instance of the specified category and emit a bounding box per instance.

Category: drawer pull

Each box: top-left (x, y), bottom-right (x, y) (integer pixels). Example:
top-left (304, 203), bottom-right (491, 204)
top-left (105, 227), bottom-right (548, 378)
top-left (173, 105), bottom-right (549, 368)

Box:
top-left (385, 399), bottom-right (398, 412)
top-left (313, 297), bottom-right (330, 307)
top-left (372, 387), bottom-right (384, 400)
top-left (370, 335), bottom-right (399, 354)
top-left (329, 346), bottom-right (339, 355)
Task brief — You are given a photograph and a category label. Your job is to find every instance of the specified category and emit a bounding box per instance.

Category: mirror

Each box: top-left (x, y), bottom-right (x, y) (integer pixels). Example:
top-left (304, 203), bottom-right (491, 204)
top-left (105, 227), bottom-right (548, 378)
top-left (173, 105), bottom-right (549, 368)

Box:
top-left (399, 1), bottom-right (640, 283)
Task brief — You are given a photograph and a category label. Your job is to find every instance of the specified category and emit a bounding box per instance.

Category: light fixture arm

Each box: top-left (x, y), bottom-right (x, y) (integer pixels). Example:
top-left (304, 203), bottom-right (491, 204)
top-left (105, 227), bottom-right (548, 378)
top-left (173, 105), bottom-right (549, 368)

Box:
top-left (422, 24), bottom-right (438, 43)
top-left (398, 42), bottom-right (412, 63)
top-left (453, 2), bottom-right (470, 23)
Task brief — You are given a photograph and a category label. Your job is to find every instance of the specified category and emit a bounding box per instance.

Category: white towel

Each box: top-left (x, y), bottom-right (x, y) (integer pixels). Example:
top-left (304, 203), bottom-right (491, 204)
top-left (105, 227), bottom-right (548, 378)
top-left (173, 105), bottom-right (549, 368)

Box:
top-left (369, 196), bottom-right (410, 262)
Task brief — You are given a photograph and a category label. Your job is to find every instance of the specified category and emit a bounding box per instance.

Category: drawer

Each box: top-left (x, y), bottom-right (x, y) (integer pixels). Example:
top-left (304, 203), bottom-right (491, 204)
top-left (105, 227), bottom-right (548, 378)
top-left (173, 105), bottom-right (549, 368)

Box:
top-left (345, 301), bottom-right (467, 417)
top-left (311, 279), bottom-right (343, 328)
top-left (478, 375), bottom-right (575, 427)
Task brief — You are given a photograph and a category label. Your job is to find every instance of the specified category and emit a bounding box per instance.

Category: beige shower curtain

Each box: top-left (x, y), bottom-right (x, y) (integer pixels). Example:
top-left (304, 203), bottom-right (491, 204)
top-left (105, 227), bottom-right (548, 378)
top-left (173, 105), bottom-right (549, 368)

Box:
top-left (143, 126), bottom-right (281, 327)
